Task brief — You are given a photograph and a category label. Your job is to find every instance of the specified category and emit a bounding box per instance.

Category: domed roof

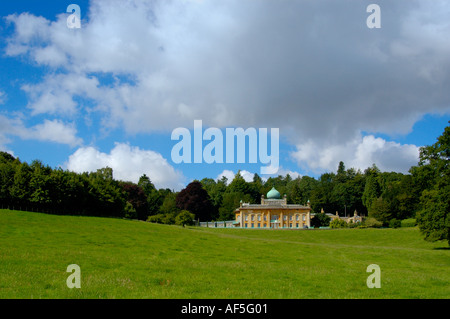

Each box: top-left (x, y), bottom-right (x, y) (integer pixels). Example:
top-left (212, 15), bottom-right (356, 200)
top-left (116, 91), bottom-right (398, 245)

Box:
top-left (267, 187), bottom-right (281, 199)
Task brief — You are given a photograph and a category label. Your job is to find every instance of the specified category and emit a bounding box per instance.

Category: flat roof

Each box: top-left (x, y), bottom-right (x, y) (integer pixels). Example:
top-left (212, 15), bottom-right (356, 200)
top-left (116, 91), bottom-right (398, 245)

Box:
top-left (237, 205), bottom-right (310, 210)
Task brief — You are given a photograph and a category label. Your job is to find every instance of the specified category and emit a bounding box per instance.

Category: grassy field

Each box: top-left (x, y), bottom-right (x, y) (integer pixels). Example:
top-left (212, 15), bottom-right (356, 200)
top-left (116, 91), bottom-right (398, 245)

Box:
top-left (0, 209), bottom-right (449, 299)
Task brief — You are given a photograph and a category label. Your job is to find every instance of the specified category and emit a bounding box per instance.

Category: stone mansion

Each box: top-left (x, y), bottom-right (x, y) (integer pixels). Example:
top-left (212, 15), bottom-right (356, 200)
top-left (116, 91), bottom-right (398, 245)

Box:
top-left (234, 187), bottom-right (311, 229)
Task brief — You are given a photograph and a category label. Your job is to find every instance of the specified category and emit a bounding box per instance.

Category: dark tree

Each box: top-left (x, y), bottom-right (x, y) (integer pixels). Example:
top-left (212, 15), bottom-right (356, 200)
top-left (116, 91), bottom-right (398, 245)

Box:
top-left (310, 211), bottom-right (331, 228)
top-left (176, 181), bottom-right (216, 221)
top-left (121, 182), bottom-right (149, 220)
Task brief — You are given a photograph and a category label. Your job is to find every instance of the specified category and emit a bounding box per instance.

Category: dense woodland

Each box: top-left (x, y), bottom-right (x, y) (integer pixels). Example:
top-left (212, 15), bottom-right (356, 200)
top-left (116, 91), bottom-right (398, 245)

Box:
top-left (0, 122), bottom-right (448, 244)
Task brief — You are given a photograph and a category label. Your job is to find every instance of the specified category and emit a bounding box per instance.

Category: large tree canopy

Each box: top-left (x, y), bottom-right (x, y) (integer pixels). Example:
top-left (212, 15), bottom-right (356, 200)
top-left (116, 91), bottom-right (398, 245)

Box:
top-left (414, 122), bottom-right (449, 245)
top-left (176, 181), bottom-right (216, 222)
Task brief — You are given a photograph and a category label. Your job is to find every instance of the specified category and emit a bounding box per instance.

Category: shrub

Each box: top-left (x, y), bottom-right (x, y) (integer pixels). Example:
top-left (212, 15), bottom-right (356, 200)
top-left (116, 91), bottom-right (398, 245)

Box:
top-left (124, 202), bottom-right (137, 219)
top-left (175, 210), bottom-right (195, 227)
top-left (147, 214), bottom-right (165, 224)
top-left (162, 213), bottom-right (176, 225)
top-left (401, 218), bottom-right (417, 228)
top-left (330, 219), bottom-right (348, 229)
top-left (311, 213), bottom-right (331, 228)
top-left (364, 217), bottom-right (383, 228)
top-left (348, 221), bottom-right (361, 228)
top-left (389, 218), bottom-right (401, 229)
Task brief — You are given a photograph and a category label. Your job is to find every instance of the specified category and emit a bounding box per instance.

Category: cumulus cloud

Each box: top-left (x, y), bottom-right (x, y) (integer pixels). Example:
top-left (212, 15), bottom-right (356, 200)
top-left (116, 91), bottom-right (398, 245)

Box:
top-left (66, 143), bottom-right (185, 190)
top-left (292, 133), bottom-right (420, 174)
top-left (28, 119), bottom-right (82, 147)
top-left (4, 0), bottom-right (449, 174)
top-left (0, 115), bottom-right (82, 148)
top-left (21, 73), bottom-right (100, 116)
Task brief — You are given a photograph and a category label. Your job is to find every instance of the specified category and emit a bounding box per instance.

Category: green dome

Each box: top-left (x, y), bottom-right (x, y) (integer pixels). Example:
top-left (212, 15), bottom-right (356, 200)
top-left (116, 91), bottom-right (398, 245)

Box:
top-left (267, 187), bottom-right (281, 199)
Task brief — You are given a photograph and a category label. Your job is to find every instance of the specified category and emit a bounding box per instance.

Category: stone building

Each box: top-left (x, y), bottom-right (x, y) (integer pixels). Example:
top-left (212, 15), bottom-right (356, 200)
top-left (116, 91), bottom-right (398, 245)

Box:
top-left (234, 187), bottom-right (311, 229)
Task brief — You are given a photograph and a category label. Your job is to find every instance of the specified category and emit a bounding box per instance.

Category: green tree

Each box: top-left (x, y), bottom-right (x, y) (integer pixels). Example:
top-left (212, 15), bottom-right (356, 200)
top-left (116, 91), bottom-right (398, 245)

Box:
top-left (175, 210), bottom-right (195, 227)
top-left (362, 170), bottom-right (381, 211)
top-left (138, 174), bottom-right (156, 197)
top-left (29, 160), bottom-right (52, 205)
top-left (369, 197), bottom-right (392, 225)
top-left (414, 123), bottom-right (449, 245)
top-left (88, 167), bottom-right (125, 217)
top-left (10, 162), bottom-right (32, 205)
top-left (121, 182), bottom-right (149, 220)
top-left (159, 191), bottom-right (179, 216)
top-left (219, 192), bottom-right (252, 221)
top-left (201, 177), bottom-right (226, 210)
top-left (336, 161), bottom-right (347, 183)
top-left (287, 176), bottom-right (318, 205)
top-left (0, 153), bottom-right (16, 204)
top-left (310, 211), bottom-right (331, 228)
top-left (251, 173), bottom-right (264, 195)
top-left (310, 173), bottom-right (335, 214)
top-left (227, 171), bottom-right (260, 203)
top-left (124, 201), bottom-right (137, 219)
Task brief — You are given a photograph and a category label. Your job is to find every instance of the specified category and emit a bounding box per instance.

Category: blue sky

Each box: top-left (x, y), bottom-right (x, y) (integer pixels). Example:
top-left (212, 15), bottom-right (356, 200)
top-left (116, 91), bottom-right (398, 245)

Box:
top-left (1, 0), bottom-right (449, 191)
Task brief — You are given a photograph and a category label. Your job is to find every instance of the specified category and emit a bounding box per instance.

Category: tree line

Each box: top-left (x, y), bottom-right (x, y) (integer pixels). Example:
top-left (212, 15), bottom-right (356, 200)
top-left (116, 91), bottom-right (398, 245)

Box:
top-left (0, 122), bottom-right (448, 244)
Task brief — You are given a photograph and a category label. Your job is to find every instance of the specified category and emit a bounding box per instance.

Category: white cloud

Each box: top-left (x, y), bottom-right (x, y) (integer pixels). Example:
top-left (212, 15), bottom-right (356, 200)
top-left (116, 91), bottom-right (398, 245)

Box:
top-left (272, 168), bottom-right (302, 180)
top-left (29, 119), bottom-right (82, 147)
top-left (240, 170), bottom-right (255, 183)
top-left (4, 13), bottom-right (52, 56)
top-left (292, 133), bottom-right (420, 174)
top-left (0, 115), bottom-right (82, 148)
top-left (66, 143), bottom-right (185, 190)
top-left (4, 0), bottom-right (449, 175)
top-left (216, 170), bottom-right (235, 184)
top-left (21, 73), bottom-right (100, 116)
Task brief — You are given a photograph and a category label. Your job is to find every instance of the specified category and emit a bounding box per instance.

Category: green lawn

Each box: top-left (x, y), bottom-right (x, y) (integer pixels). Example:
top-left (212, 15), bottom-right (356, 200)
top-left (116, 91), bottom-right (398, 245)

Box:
top-left (0, 209), bottom-right (449, 299)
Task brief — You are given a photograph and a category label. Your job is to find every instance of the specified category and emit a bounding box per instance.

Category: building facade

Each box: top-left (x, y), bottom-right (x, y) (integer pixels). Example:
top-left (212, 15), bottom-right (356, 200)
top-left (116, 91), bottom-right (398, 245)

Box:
top-left (234, 187), bottom-right (311, 229)
top-left (314, 208), bottom-right (363, 225)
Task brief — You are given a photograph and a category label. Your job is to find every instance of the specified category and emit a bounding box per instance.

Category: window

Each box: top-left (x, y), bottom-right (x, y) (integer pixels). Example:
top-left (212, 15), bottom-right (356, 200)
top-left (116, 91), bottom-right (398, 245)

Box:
top-left (251, 215), bottom-right (254, 221)
top-left (289, 223), bottom-right (292, 228)
top-left (296, 215), bottom-right (299, 221)
top-left (251, 223), bottom-right (254, 228)
top-left (245, 223), bottom-right (248, 228)
top-left (296, 223), bottom-right (299, 228)
top-left (284, 215), bottom-right (287, 221)
top-left (302, 215), bottom-right (306, 221)
top-left (290, 215), bottom-right (293, 221)
top-left (263, 215), bottom-right (267, 221)
top-left (257, 215), bottom-right (261, 221)
top-left (245, 215), bottom-right (248, 221)
top-left (257, 223), bottom-right (260, 228)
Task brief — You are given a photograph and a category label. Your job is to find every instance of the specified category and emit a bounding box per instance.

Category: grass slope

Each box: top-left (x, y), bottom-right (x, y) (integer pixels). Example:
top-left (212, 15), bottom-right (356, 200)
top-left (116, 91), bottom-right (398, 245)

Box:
top-left (0, 210), bottom-right (449, 299)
